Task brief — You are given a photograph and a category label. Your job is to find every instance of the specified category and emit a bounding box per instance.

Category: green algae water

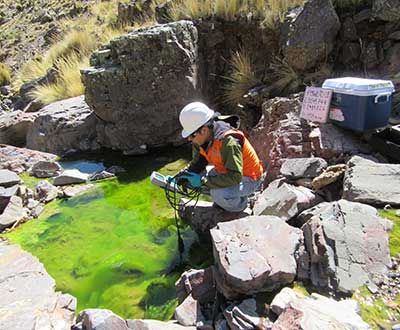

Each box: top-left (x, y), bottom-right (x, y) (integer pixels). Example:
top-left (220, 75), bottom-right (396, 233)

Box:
top-left (3, 150), bottom-right (199, 320)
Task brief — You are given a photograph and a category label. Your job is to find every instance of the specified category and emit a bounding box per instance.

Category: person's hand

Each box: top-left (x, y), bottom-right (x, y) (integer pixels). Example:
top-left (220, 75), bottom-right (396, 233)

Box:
top-left (165, 175), bottom-right (176, 183)
top-left (179, 171), bottom-right (202, 188)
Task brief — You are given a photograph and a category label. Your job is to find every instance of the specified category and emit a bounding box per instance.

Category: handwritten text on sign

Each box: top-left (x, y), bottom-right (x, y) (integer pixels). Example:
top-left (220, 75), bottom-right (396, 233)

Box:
top-left (300, 87), bottom-right (333, 123)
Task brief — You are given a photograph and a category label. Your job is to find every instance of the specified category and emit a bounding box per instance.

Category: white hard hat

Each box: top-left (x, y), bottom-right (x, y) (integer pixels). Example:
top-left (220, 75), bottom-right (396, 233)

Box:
top-left (179, 102), bottom-right (215, 138)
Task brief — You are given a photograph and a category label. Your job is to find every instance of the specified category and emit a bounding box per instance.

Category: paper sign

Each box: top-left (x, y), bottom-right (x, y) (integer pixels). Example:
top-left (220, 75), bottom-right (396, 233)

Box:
top-left (300, 87), bottom-right (333, 123)
top-left (329, 107), bottom-right (345, 122)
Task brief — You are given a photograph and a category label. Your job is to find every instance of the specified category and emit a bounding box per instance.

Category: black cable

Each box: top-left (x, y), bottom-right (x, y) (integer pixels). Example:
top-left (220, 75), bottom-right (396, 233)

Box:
top-left (164, 172), bottom-right (202, 260)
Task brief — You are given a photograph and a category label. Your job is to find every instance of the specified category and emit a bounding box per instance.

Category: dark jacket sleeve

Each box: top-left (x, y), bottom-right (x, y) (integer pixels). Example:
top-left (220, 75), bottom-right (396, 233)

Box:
top-left (203, 136), bottom-right (243, 189)
top-left (187, 144), bottom-right (208, 173)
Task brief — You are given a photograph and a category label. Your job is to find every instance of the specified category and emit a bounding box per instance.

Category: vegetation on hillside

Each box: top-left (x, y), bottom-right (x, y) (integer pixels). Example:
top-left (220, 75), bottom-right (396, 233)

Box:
top-left (169, 0), bottom-right (305, 27)
top-left (0, 62), bottom-right (10, 86)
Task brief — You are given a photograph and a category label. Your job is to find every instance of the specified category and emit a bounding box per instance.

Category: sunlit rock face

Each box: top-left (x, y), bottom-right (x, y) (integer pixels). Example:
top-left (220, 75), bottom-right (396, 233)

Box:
top-left (82, 21), bottom-right (200, 154)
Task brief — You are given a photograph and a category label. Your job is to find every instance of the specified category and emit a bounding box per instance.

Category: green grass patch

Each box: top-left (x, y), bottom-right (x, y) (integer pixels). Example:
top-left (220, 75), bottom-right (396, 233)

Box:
top-left (379, 209), bottom-right (400, 257)
top-left (19, 172), bottom-right (46, 191)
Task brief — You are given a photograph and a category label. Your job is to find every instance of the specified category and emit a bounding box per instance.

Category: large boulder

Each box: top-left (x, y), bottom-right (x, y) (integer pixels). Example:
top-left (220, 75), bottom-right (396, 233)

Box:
top-left (253, 179), bottom-right (322, 222)
top-left (298, 199), bottom-right (392, 293)
top-left (0, 110), bottom-right (38, 146)
top-left (372, 0), bottom-right (400, 21)
top-left (271, 287), bottom-right (369, 330)
top-left (0, 242), bottom-right (76, 329)
top-left (0, 144), bottom-right (57, 174)
top-left (343, 156), bottom-right (400, 206)
top-left (82, 21), bottom-right (199, 154)
top-left (26, 95), bottom-right (99, 156)
top-left (280, 0), bottom-right (340, 72)
top-left (210, 215), bottom-right (303, 299)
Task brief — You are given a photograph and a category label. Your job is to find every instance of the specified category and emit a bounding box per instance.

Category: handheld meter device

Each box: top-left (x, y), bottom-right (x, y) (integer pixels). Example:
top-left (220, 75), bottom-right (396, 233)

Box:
top-left (150, 171), bottom-right (179, 192)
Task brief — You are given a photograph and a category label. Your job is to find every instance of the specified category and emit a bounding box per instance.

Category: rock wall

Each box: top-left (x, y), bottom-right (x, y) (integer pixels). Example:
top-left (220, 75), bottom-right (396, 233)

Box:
top-left (82, 20), bottom-right (199, 154)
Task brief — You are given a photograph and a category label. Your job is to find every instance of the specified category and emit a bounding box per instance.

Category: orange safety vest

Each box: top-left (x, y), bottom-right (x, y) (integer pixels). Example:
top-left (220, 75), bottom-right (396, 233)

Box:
top-left (199, 129), bottom-right (264, 180)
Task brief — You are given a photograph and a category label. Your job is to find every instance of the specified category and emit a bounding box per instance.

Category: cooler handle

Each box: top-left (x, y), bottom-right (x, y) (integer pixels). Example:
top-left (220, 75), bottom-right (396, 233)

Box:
top-left (374, 92), bottom-right (391, 104)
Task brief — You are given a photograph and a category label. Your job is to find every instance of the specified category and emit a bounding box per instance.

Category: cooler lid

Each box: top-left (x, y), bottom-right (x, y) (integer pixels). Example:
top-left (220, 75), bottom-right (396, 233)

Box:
top-left (322, 77), bottom-right (395, 96)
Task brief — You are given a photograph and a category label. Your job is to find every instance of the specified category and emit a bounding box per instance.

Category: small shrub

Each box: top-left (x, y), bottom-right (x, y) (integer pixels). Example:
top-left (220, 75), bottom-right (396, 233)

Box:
top-left (0, 62), bottom-right (11, 86)
top-left (223, 49), bottom-right (259, 106)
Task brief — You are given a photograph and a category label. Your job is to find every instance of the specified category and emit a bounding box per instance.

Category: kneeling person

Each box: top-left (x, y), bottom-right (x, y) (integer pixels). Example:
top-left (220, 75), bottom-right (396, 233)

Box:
top-left (178, 102), bottom-right (264, 212)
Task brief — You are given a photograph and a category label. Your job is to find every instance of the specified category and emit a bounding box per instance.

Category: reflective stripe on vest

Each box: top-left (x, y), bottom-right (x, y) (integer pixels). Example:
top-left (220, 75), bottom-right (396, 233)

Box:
top-left (199, 129), bottom-right (263, 180)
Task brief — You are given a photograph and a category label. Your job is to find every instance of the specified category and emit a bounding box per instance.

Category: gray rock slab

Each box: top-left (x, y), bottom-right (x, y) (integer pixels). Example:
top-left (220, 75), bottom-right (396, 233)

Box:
top-left (127, 319), bottom-right (196, 330)
top-left (211, 215), bottom-right (303, 299)
top-left (35, 180), bottom-right (59, 203)
top-left (174, 294), bottom-right (205, 327)
top-left (224, 298), bottom-right (273, 330)
top-left (271, 287), bottom-right (369, 330)
top-left (175, 267), bottom-right (215, 304)
top-left (343, 156), bottom-right (400, 206)
top-left (75, 309), bottom-right (129, 330)
top-left (53, 169), bottom-right (89, 186)
top-left (253, 179), bottom-right (322, 221)
top-left (27, 95), bottom-right (99, 156)
top-left (0, 169), bottom-right (21, 188)
top-left (299, 199), bottom-right (392, 293)
top-left (28, 160), bottom-right (63, 178)
top-left (178, 199), bottom-right (251, 238)
top-left (309, 124), bottom-right (366, 159)
top-left (82, 21), bottom-right (199, 152)
top-left (280, 157), bottom-right (327, 179)
top-left (0, 195), bottom-right (27, 230)
top-left (63, 184), bottom-right (95, 198)
top-left (0, 144), bottom-right (57, 174)
top-left (0, 242), bottom-right (76, 330)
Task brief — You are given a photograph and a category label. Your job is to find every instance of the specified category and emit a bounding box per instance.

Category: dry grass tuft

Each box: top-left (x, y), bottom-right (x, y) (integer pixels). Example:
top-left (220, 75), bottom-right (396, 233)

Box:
top-left (46, 29), bottom-right (98, 64)
top-left (28, 54), bottom-right (89, 105)
top-left (223, 50), bottom-right (259, 106)
top-left (169, 0), bottom-right (305, 23)
top-left (269, 56), bottom-right (302, 95)
top-left (0, 62), bottom-right (11, 86)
